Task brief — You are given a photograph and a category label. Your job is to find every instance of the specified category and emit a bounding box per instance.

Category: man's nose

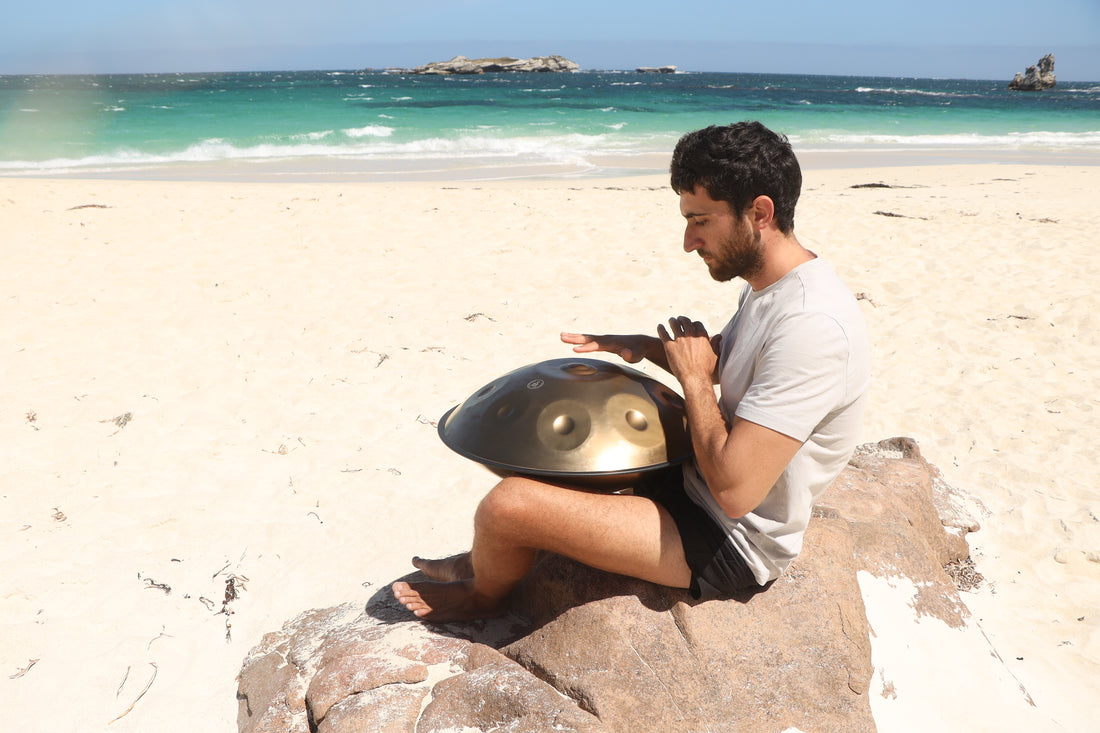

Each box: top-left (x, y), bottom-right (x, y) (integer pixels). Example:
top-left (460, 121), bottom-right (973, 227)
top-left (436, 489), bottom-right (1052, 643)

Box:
top-left (684, 229), bottom-right (701, 253)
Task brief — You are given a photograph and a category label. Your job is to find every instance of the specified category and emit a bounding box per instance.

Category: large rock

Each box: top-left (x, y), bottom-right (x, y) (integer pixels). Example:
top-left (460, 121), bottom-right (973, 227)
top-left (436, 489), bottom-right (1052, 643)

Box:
top-left (408, 55), bottom-right (580, 75)
top-left (1009, 53), bottom-right (1056, 91)
top-left (237, 438), bottom-right (981, 732)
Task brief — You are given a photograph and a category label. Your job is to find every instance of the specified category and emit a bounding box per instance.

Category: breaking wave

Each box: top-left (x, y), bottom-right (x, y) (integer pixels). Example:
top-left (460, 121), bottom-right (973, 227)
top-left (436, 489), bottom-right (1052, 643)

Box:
top-left (0, 132), bottom-right (641, 175)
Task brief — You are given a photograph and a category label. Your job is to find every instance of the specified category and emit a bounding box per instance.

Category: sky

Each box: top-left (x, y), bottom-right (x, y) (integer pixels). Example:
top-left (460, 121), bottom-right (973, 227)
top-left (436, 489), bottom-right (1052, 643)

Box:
top-left (3, 0), bottom-right (1100, 80)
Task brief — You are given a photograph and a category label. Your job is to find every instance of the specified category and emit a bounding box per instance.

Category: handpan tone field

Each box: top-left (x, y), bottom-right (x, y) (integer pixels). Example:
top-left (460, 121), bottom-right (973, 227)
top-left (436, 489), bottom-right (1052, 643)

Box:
top-left (438, 358), bottom-right (694, 490)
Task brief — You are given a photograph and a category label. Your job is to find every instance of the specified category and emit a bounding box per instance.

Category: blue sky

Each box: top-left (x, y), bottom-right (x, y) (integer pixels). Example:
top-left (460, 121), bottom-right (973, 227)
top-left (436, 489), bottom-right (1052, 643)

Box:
top-left (4, 0), bottom-right (1099, 79)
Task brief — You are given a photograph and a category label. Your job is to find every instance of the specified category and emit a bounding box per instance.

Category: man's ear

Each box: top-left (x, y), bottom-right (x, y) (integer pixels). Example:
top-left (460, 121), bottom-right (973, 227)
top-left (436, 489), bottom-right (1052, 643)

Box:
top-left (749, 195), bottom-right (775, 230)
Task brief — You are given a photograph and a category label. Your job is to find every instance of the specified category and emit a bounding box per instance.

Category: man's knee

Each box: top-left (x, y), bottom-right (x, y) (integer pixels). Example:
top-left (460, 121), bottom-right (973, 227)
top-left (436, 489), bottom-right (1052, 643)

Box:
top-left (474, 476), bottom-right (542, 531)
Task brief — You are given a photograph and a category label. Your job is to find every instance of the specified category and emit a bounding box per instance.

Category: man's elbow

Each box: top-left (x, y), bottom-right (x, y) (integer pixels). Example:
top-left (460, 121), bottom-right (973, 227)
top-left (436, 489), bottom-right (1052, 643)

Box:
top-left (718, 503), bottom-right (753, 520)
top-left (711, 485), bottom-right (760, 520)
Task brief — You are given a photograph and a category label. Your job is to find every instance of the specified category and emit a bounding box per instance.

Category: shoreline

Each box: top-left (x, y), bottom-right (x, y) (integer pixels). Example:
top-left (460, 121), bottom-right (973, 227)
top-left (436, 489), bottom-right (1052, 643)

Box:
top-left (2, 163), bottom-right (1096, 731)
top-left (3, 147), bottom-right (1100, 184)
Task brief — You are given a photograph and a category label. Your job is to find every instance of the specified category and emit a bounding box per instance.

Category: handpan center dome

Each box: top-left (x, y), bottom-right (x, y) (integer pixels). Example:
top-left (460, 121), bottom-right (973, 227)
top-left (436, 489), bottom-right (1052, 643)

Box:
top-left (438, 358), bottom-right (693, 489)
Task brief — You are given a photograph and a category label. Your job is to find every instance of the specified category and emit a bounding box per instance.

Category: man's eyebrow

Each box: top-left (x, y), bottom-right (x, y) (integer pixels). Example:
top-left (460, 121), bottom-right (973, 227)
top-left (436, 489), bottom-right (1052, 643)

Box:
top-left (682, 211), bottom-right (707, 219)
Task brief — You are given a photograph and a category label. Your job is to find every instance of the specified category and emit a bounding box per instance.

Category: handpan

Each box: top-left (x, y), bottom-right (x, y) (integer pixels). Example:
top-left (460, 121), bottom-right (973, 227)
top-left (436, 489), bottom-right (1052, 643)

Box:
top-left (438, 358), bottom-right (694, 490)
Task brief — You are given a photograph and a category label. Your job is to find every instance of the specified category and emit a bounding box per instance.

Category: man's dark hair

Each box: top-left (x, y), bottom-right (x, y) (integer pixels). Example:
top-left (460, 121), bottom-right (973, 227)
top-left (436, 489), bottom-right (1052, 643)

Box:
top-left (670, 121), bottom-right (802, 234)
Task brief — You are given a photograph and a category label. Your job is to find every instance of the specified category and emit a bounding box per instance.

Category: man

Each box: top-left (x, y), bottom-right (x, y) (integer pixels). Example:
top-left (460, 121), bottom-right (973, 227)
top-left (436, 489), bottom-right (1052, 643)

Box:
top-left (393, 121), bottom-right (870, 620)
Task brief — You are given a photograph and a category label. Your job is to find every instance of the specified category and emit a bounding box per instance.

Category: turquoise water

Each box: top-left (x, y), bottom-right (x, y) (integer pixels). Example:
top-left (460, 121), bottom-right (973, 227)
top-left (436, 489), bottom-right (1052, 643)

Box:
top-left (1, 70), bottom-right (1098, 177)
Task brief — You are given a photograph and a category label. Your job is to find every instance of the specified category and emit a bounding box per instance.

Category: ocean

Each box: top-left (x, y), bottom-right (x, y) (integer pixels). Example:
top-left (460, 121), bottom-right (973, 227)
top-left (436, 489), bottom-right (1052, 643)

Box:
top-left (1, 70), bottom-right (1098, 179)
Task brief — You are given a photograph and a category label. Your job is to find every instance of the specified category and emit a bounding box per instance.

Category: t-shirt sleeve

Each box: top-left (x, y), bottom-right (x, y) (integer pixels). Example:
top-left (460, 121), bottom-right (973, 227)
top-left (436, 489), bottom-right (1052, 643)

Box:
top-left (733, 311), bottom-right (850, 442)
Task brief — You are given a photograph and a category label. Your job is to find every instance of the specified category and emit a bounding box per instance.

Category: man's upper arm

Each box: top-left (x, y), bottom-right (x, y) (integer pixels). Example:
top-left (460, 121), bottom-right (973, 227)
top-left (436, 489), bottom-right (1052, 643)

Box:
top-left (712, 416), bottom-right (802, 519)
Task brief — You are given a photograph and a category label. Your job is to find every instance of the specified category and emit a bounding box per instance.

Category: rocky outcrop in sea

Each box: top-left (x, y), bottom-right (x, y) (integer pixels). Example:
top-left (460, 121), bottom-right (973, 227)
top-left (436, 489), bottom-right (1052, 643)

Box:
top-left (1009, 53), bottom-right (1056, 91)
top-left (402, 55), bottom-right (580, 75)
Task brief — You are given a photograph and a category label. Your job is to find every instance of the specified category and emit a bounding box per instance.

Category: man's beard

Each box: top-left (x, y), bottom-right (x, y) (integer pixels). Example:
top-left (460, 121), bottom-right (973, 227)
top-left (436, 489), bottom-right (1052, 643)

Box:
top-left (706, 223), bottom-right (764, 282)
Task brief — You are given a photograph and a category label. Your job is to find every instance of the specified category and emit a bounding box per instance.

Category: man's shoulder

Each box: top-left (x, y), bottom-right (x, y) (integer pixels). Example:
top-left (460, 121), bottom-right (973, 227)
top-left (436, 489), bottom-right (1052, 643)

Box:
top-left (730, 258), bottom-right (865, 339)
top-left (771, 260), bottom-right (870, 363)
top-left (792, 257), bottom-right (848, 294)
top-left (788, 259), bottom-right (864, 321)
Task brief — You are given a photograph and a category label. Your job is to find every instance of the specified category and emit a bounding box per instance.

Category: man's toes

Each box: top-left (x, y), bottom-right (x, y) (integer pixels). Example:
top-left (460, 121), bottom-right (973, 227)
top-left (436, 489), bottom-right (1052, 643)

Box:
top-left (392, 582), bottom-right (418, 603)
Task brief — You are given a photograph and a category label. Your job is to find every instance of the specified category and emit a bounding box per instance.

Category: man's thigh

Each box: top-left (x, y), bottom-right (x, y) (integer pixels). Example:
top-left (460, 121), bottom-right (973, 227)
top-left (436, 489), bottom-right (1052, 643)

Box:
top-left (480, 476), bottom-right (693, 589)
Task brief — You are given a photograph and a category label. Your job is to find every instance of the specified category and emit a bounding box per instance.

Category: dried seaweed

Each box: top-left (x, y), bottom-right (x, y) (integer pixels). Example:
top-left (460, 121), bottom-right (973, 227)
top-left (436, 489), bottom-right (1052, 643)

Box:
top-left (9, 659), bottom-right (39, 679)
top-left (944, 556), bottom-right (985, 592)
top-left (109, 663), bottom-right (157, 724)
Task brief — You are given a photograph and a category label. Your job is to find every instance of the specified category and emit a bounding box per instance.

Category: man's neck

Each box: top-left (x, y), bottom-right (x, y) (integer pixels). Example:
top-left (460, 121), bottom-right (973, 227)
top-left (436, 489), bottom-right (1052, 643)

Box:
top-left (745, 233), bottom-right (815, 291)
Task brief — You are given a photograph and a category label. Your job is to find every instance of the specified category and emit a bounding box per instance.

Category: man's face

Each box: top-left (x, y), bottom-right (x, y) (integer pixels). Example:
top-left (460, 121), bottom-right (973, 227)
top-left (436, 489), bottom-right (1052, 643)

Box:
top-left (679, 187), bottom-right (763, 283)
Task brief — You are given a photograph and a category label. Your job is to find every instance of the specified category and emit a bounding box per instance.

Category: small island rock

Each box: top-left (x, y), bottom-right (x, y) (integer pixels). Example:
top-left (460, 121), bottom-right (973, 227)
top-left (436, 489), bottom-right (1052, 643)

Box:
top-left (407, 55), bottom-right (580, 75)
top-left (1009, 53), bottom-right (1056, 91)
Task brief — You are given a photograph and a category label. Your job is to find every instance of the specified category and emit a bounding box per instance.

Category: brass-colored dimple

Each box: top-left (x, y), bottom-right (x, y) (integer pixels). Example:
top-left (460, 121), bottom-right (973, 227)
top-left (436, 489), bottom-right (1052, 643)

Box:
top-left (625, 409), bottom-right (648, 431)
top-left (552, 414), bottom-right (575, 434)
top-left (562, 363), bottom-right (598, 376)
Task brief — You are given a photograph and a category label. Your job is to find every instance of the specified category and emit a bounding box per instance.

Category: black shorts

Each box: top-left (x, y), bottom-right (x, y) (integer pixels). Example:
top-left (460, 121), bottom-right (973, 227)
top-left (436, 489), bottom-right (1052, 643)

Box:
top-left (634, 466), bottom-right (760, 601)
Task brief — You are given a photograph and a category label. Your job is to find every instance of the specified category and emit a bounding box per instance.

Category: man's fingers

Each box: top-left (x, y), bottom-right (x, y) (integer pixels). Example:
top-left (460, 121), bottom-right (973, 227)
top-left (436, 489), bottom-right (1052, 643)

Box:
top-left (560, 331), bottom-right (591, 344)
top-left (663, 317), bottom-right (707, 339)
top-left (561, 332), bottom-right (599, 352)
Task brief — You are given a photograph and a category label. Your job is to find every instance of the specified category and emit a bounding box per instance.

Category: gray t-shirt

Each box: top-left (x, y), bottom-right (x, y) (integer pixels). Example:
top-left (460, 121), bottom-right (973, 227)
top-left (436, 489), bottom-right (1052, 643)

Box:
top-left (682, 257), bottom-right (871, 584)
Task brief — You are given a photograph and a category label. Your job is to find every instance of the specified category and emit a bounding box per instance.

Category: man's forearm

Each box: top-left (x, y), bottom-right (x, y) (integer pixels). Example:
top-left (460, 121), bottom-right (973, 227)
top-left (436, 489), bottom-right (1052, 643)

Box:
top-left (679, 375), bottom-right (733, 494)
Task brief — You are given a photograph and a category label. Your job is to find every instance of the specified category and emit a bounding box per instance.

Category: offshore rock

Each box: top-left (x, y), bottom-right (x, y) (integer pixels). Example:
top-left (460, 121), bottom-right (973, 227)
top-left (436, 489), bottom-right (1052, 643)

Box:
top-left (636, 65), bottom-right (677, 74)
top-left (237, 439), bottom-right (982, 732)
top-left (1009, 53), bottom-right (1056, 91)
top-left (408, 55), bottom-right (580, 75)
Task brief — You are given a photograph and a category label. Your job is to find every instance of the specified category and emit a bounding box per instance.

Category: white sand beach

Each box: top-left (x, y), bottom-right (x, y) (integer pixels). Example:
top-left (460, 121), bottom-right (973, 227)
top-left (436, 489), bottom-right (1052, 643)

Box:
top-left (1, 164), bottom-right (1097, 730)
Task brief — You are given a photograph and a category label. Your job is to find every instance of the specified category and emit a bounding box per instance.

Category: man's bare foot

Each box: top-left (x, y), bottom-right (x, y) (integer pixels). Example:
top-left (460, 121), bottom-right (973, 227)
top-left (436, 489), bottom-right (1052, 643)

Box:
top-left (391, 579), bottom-right (504, 622)
top-left (411, 552), bottom-right (473, 582)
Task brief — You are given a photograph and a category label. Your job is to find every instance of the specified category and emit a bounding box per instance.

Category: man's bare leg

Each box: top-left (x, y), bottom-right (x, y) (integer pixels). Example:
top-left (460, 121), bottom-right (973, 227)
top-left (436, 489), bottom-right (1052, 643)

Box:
top-left (392, 475), bottom-right (692, 622)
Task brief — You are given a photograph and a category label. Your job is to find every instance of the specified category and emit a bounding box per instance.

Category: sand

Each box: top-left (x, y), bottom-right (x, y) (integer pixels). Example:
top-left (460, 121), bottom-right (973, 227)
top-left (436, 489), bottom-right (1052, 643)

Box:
top-left (1, 164), bottom-right (1097, 731)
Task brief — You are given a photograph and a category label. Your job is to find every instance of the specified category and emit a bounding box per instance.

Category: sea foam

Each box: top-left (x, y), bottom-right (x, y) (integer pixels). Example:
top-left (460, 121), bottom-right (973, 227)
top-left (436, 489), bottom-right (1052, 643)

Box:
top-left (342, 125), bottom-right (395, 138)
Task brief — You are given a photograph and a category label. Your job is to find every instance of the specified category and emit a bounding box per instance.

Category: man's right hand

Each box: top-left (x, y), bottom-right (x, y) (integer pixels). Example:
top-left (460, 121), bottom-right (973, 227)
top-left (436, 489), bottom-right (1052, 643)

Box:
top-left (560, 332), bottom-right (666, 369)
